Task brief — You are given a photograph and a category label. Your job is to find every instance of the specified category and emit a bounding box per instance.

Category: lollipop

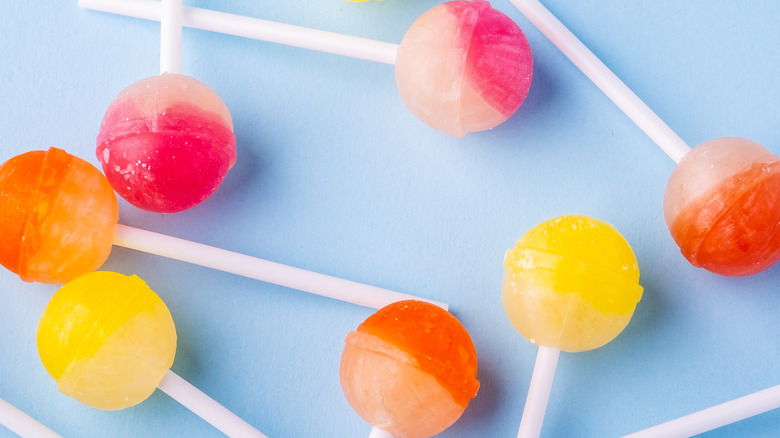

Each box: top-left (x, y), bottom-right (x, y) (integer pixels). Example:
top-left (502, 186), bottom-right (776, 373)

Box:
top-left (37, 270), bottom-right (265, 436)
top-left (508, 0), bottom-right (780, 276)
top-left (0, 397), bottom-right (61, 438)
top-left (97, 72), bottom-right (236, 213)
top-left (623, 383), bottom-right (780, 437)
top-left (96, 0), bottom-right (236, 213)
top-left (502, 215), bottom-right (642, 437)
top-left (80, 0), bottom-right (533, 137)
top-left (0, 147), bottom-right (444, 309)
top-left (340, 300), bottom-right (479, 438)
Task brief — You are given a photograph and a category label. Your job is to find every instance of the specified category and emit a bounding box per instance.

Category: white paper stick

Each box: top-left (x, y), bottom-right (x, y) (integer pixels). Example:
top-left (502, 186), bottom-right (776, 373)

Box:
top-left (508, 0), bottom-right (690, 163)
top-left (623, 384), bottom-right (780, 438)
top-left (157, 370), bottom-right (266, 438)
top-left (159, 0), bottom-right (182, 74)
top-left (78, 0), bottom-right (398, 65)
top-left (0, 397), bottom-right (61, 438)
top-left (112, 224), bottom-right (448, 310)
top-left (517, 346), bottom-right (560, 438)
top-left (369, 426), bottom-right (394, 438)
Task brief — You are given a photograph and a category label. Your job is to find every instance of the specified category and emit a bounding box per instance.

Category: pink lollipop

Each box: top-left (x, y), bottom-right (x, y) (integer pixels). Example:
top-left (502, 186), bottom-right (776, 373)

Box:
top-left (395, 0), bottom-right (533, 137)
top-left (509, 0), bottom-right (780, 276)
top-left (80, 0), bottom-right (533, 138)
top-left (97, 73), bottom-right (236, 213)
top-left (95, 0), bottom-right (236, 213)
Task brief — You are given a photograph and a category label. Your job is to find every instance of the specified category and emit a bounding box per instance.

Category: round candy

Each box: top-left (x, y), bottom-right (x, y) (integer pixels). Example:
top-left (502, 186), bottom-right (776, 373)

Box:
top-left (97, 73), bottom-right (237, 213)
top-left (339, 300), bottom-right (479, 438)
top-left (395, 0), bottom-right (533, 137)
top-left (37, 271), bottom-right (177, 410)
top-left (663, 137), bottom-right (780, 276)
top-left (502, 215), bottom-right (643, 353)
top-left (0, 147), bottom-right (118, 284)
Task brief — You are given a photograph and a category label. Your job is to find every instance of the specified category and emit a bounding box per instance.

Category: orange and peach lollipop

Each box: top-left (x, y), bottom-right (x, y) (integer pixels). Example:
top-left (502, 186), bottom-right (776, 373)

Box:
top-left (340, 300), bottom-right (479, 438)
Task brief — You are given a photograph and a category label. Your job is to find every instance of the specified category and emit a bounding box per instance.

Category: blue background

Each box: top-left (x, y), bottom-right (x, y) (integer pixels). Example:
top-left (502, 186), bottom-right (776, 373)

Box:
top-left (1, 1), bottom-right (780, 437)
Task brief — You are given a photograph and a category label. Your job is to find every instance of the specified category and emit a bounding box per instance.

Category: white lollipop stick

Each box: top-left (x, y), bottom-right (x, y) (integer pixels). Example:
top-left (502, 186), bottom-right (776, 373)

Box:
top-left (159, 0), bottom-right (182, 73)
top-left (517, 346), bottom-right (560, 438)
top-left (157, 370), bottom-right (266, 438)
top-left (113, 224), bottom-right (448, 310)
top-left (369, 427), bottom-right (394, 438)
top-left (507, 0), bottom-right (691, 163)
top-left (0, 397), bottom-right (61, 438)
top-left (622, 384), bottom-right (780, 438)
top-left (78, 0), bottom-right (398, 65)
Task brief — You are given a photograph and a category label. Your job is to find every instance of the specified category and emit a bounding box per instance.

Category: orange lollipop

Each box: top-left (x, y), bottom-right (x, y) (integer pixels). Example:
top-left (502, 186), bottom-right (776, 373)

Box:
top-left (0, 148), bottom-right (437, 309)
top-left (340, 300), bottom-right (479, 438)
top-left (0, 147), bottom-right (118, 284)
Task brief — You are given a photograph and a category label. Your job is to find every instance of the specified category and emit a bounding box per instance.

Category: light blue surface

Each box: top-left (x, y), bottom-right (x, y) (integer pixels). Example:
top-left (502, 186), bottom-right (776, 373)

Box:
top-left (1, 1), bottom-right (779, 437)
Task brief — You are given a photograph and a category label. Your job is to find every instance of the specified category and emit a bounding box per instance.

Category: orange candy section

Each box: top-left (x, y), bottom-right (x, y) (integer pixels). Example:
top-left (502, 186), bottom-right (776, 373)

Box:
top-left (356, 300), bottom-right (479, 407)
top-left (669, 161), bottom-right (780, 276)
top-left (664, 138), bottom-right (780, 276)
top-left (0, 148), bottom-right (118, 283)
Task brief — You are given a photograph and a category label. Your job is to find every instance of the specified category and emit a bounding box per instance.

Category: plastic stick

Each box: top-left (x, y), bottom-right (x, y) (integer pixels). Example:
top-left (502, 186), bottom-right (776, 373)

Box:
top-left (159, 0), bottom-right (182, 74)
top-left (507, 0), bottom-right (690, 163)
top-left (517, 346), bottom-right (560, 438)
top-left (78, 0), bottom-right (398, 65)
top-left (113, 224), bottom-right (448, 310)
top-left (622, 384), bottom-right (780, 438)
top-left (0, 397), bottom-right (61, 438)
top-left (369, 427), bottom-right (394, 438)
top-left (157, 370), bottom-right (266, 438)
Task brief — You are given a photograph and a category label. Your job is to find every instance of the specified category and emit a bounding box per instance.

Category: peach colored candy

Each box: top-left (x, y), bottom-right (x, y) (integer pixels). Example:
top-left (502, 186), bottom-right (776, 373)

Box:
top-left (340, 300), bottom-right (479, 438)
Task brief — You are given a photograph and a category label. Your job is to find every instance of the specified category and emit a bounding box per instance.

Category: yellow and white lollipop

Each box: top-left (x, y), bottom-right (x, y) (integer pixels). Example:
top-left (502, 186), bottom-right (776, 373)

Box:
top-left (503, 215), bottom-right (643, 437)
top-left (37, 271), bottom-right (266, 437)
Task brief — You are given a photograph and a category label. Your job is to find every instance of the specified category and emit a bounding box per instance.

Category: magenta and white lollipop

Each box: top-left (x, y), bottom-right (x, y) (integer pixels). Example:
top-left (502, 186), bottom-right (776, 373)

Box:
top-left (81, 0), bottom-right (533, 138)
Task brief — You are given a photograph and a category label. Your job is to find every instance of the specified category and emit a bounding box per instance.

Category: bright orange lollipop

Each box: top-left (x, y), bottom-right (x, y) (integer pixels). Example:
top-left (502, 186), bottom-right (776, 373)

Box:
top-left (0, 147), bottom-right (436, 308)
top-left (340, 300), bottom-right (479, 438)
top-left (0, 147), bottom-right (118, 284)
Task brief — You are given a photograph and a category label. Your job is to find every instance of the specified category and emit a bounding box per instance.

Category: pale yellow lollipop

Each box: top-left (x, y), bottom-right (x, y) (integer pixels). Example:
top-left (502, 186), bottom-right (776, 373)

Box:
top-left (502, 215), bottom-right (643, 438)
top-left (37, 271), bottom-right (176, 410)
top-left (36, 271), bottom-right (267, 436)
top-left (502, 215), bottom-right (643, 352)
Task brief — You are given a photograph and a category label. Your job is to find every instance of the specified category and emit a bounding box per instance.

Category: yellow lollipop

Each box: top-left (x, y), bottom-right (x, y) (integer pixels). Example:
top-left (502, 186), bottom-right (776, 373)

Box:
top-left (37, 271), bottom-right (266, 436)
top-left (38, 271), bottom-right (176, 410)
top-left (502, 215), bottom-right (643, 437)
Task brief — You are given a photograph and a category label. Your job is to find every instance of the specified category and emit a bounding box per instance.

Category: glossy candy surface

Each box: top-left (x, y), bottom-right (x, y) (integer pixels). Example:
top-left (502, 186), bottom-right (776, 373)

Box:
top-left (663, 137), bottom-right (780, 277)
top-left (37, 271), bottom-right (177, 410)
top-left (0, 148), bottom-right (118, 284)
top-left (502, 215), bottom-right (643, 353)
top-left (395, 0), bottom-right (533, 137)
top-left (97, 73), bottom-right (236, 213)
top-left (339, 300), bottom-right (479, 438)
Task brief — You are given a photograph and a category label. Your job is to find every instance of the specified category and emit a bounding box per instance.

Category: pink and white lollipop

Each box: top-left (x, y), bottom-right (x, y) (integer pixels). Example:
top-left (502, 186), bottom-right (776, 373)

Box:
top-left (95, 0), bottom-right (236, 213)
top-left (80, 0), bottom-right (533, 138)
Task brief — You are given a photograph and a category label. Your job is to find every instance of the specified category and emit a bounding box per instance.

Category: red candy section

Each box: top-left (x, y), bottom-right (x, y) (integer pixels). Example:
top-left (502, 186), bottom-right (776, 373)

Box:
top-left (0, 148), bottom-right (118, 283)
top-left (669, 161), bottom-right (780, 276)
top-left (97, 74), bottom-right (236, 213)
